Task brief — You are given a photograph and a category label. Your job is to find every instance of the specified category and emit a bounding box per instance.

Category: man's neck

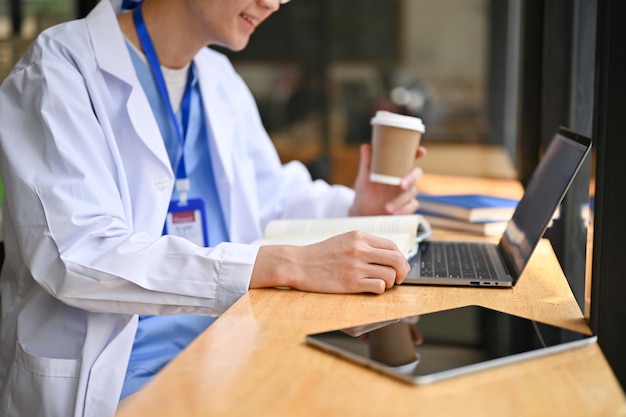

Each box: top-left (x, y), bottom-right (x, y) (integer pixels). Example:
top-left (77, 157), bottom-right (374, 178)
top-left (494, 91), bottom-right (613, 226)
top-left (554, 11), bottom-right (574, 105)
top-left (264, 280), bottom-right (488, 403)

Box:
top-left (117, 2), bottom-right (203, 69)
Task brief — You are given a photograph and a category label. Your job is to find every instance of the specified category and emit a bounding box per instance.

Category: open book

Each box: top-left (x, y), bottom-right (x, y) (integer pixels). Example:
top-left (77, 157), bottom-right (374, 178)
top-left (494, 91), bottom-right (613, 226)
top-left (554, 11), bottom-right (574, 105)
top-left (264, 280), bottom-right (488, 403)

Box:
top-left (253, 214), bottom-right (431, 258)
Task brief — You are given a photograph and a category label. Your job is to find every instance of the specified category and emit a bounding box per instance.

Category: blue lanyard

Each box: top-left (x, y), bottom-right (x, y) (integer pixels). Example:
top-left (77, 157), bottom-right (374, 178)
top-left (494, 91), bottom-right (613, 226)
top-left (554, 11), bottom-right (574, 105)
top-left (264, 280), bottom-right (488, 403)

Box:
top-left (121, 0), bottom-right (142, 9)
top-left (132, 4), bottom-right (194, 202)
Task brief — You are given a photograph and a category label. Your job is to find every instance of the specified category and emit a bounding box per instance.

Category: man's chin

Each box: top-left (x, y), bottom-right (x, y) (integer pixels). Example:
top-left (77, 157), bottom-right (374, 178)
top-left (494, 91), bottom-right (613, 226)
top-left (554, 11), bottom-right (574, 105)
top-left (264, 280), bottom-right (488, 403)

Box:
top-left (213, 39), bottom-right (250, 52)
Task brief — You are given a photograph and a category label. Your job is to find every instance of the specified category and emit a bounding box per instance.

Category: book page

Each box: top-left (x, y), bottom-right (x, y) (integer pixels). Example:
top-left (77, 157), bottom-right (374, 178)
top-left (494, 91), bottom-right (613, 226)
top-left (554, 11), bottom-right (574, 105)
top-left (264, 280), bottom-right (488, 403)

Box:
top-left (263, 215), bottom-right (419, 239)
top-left (255, 215), bottom-right (424, 256)
top-left (252, 233), bottom-right (413, 253)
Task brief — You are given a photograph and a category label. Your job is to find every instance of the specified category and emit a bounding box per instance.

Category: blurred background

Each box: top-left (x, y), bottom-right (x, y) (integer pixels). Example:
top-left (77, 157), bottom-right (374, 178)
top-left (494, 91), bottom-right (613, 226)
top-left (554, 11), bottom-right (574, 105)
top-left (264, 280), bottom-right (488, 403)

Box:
top-left (217, 0), bottom-right (495, 184)
top-left (0, 0), bottom-right (505, 185)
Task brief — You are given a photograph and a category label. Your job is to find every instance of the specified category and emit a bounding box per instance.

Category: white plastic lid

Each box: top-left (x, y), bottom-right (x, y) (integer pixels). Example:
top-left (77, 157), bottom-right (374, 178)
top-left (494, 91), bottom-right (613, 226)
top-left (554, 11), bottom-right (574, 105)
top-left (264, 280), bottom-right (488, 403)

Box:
top-left (370, 110), bottom-right (425, 133)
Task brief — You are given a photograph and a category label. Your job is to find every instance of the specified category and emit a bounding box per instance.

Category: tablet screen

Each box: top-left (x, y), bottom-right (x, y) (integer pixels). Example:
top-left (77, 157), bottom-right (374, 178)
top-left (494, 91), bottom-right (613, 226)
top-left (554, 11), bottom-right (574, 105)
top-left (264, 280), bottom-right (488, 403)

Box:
top-left (305, 305), bottom-right (595, 384)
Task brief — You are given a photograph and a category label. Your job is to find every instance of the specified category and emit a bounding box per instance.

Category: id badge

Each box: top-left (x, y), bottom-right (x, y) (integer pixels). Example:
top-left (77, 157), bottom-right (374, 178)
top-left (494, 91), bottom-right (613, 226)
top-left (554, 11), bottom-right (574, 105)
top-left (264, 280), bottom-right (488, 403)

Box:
top-left (164, 198), bottom-right (209, 247)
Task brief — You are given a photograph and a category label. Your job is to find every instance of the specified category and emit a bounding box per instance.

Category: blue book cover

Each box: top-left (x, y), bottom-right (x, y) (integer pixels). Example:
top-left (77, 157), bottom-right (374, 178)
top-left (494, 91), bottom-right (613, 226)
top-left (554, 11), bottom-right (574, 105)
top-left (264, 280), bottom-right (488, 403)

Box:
top-left (417, 194), bottom-right (518, 223)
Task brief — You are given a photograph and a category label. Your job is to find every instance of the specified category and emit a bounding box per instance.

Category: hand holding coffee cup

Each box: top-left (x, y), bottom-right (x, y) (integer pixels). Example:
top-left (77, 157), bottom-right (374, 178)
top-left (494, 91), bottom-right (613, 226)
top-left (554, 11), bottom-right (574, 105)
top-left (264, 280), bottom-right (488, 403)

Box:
top-left (369, 111), bottom-right (425, 186)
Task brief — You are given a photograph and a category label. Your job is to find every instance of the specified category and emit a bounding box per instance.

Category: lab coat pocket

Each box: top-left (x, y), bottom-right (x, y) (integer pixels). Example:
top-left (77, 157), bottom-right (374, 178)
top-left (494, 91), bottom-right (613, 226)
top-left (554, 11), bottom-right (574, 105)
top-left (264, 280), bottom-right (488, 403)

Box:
top-left (3, 342), bottom-right (80, 417)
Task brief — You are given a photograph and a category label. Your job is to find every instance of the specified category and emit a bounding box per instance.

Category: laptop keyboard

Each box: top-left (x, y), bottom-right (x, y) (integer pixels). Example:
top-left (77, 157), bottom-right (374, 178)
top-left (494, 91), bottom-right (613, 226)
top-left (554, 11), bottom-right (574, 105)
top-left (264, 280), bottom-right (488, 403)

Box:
top-left (416, 242), bottom-right (499, 280)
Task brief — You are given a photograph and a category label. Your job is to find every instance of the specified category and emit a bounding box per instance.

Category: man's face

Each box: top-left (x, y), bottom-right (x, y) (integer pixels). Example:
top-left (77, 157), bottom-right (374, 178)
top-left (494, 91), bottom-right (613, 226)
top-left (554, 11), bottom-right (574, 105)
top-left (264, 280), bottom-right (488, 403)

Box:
top-left (186, 0), bottom-right (281, 51)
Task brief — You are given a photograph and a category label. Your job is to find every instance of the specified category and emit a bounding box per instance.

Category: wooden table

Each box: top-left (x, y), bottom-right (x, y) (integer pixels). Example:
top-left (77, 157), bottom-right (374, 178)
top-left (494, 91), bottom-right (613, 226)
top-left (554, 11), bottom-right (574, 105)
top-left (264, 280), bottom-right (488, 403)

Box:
top-left (115, 174), bottom-right (626, 417)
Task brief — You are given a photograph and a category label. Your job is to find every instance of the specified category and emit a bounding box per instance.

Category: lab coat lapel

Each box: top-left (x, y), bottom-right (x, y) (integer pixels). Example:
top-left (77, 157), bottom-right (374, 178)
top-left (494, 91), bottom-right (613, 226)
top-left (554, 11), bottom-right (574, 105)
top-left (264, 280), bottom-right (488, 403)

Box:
top-left (86, 1), bottom-right (172, 174)
top-left (197, 69), bottom-right (235, 184)
top-left (195, 61), bottom-right (261, 243)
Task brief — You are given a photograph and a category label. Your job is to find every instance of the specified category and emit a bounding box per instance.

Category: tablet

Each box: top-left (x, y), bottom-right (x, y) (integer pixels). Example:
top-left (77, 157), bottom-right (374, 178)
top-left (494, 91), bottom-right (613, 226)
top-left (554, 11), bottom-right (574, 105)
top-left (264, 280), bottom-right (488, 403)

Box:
top-left (305, 305), bottom-right (596, 385)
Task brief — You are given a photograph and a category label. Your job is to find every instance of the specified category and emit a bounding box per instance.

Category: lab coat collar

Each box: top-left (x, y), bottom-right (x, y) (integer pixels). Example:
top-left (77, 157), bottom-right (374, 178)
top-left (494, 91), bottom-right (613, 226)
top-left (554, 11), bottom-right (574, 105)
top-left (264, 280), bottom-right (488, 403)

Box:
top-left (87, 1), bottom-right (132, 82)
top-left (86, 0), bottom-right (237, 194)
top-left (86, 1), bottom-right (240, 233)
top-left (85, 0), bottom-right (173, 176)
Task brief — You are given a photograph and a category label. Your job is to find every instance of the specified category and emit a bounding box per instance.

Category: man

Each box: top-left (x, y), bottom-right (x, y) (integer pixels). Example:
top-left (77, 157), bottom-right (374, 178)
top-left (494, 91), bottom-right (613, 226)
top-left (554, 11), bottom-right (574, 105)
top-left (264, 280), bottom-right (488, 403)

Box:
top-left (0, 0), bottom-right (425, 416)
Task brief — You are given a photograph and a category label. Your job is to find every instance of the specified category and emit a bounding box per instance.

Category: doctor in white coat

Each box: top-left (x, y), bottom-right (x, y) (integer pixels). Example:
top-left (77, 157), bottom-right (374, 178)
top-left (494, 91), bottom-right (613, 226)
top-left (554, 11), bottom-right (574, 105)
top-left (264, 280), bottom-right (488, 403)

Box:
top-left (0, 0), bottom-right (425, 416)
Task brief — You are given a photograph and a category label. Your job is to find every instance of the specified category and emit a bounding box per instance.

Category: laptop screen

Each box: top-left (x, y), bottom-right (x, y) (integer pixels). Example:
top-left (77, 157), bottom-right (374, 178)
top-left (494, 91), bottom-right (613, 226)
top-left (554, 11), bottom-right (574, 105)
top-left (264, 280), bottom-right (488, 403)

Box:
top-left (499, 128), bottom-right (592, 278)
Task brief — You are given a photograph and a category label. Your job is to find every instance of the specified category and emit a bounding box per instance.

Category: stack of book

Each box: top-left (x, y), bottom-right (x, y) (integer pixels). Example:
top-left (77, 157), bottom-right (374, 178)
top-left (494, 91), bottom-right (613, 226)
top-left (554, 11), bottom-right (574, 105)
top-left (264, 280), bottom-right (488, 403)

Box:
top-left (416, 193), bottom-right (519, 236)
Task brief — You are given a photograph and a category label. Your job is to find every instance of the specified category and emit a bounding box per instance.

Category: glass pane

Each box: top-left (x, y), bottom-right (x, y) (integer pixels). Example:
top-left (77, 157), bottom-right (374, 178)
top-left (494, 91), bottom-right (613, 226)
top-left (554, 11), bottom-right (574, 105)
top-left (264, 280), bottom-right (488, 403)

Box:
top-left (220, 0), bottom-right (490, 164)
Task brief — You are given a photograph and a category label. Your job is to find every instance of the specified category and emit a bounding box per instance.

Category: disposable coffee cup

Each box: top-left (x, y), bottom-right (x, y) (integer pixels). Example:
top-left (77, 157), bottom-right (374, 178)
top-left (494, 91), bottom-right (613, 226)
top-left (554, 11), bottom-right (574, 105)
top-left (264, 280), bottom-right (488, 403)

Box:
top-left (369, 111), bottom-right (425, 185)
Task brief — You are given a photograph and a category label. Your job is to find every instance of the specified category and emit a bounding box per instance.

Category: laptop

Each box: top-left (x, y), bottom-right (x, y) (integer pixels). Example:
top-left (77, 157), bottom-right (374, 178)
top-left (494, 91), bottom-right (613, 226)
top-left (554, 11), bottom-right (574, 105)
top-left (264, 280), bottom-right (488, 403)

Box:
top-left (305, 305), bottom-right (596, 385)
top-left (405, 127), bottom-right (592, 287)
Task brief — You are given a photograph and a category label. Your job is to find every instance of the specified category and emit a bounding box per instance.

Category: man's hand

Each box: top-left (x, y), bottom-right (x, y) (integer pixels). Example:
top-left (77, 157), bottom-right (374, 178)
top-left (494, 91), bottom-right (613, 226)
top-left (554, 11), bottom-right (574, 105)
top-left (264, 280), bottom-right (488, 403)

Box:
top-left (349, 144), bottom-right (427, 216)
top-left (250, 231), bottom-right (410, 294)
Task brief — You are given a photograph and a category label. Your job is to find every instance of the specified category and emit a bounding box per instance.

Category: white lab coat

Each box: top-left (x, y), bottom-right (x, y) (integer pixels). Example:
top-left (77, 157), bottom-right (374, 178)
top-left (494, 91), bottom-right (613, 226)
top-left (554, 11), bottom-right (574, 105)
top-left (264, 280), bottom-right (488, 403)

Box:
top-left (0, 1), bottom-right (354, 416)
